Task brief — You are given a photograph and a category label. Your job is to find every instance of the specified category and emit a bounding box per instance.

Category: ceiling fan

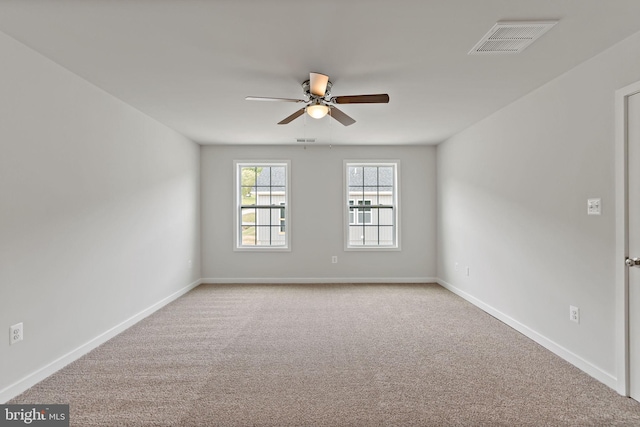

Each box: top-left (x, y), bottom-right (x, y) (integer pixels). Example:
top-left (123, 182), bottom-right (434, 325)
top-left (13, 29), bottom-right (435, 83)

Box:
top-left (245, 72), bottom-right (389, 126)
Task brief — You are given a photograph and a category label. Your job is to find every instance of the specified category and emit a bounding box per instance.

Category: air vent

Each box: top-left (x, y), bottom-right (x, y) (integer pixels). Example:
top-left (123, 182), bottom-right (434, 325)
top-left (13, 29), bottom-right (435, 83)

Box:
top-left (296, 138), bottom-right (316, 143)
top-left (469, 21), bottom-right (558, 55)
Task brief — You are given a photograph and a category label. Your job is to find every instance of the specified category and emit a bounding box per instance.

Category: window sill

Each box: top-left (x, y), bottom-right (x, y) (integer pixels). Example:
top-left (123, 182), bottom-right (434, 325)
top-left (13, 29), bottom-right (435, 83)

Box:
top-left (234, 246), bottom-right (291, 252)
top-left (344, 246), bottom-right (400, 252)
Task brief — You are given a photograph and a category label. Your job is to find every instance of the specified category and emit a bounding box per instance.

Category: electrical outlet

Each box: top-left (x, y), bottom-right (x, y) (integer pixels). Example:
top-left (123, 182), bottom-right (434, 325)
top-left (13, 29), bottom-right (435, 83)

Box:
top-left (188, 259), bottom-right (193, 269)
top-left (331, 256), bottom-right (338, 264)
top-left (569, 306), bottom-right (580, 324)
top-left (10, 322), bottom-right (23, 345)
top-left (466, 266), bottom-right (470, 277)
top-left (455, 262), bottom-right (460, 272)
top-left (587, 198), bottom-right (601, 215)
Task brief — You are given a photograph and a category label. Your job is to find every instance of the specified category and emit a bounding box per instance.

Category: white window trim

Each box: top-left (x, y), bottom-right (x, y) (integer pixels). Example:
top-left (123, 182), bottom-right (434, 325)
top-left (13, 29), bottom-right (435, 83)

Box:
top-left (234, 160), bottom-right (291, 252)
top-left (343, 160), bottom-right (400, 251)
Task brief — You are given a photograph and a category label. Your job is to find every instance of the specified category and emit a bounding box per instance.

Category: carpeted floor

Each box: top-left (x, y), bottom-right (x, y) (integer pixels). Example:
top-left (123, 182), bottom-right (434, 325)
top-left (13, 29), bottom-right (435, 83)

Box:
top-left (10, 283), bottom-right (640, 426)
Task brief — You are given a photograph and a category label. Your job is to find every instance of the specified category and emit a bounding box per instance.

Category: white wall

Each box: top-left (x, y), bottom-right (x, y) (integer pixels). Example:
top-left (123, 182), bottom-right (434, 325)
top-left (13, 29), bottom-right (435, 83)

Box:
top-left (0, 31), bottom-right (201, 401)
top-left (437, 31), bottom-right (640, 389)
top-left (202, 145), bottom-right (436, 282)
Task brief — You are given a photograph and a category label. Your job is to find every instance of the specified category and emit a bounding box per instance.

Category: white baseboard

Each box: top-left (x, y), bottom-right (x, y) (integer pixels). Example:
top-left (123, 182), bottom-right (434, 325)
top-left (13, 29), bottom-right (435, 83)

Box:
top-left (436, 278), bottom-right (618, 390)
top-left (201, 277), bottom-right (438, 284)
top-left (0, 279), bottom-right (202, 403)
top-left (10, 277), bottom-right (608, 403)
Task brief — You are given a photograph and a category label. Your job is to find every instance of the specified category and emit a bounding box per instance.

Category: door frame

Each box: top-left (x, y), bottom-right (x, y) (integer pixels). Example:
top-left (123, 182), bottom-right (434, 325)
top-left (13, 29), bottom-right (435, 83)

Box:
top-left (615, 80), bottom-right (640, 396)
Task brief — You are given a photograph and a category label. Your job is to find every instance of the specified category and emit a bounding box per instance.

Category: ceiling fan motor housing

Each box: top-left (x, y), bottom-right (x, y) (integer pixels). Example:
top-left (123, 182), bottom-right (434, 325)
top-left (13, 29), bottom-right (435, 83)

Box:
top-left (302, 79), bottom-right (332, 101)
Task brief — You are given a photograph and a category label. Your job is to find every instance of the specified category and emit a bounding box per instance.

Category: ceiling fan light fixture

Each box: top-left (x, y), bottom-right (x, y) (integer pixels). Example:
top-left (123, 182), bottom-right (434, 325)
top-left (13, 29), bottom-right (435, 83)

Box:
top-left (246, 72), bottom-right (388, 126)
top-left (306, 103), bottom-right (329, 119)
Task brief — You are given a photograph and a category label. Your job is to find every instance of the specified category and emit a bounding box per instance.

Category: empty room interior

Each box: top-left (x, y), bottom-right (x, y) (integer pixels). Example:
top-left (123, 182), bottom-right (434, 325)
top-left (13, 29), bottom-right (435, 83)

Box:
top-left (3, 0), bottom-right (640, 425)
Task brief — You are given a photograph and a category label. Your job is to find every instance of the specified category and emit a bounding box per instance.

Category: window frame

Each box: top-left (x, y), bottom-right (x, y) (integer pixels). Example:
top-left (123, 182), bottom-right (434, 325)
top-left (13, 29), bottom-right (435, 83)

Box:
top-left (344, 160), bottom-right (400, 251)
top-left (234, 160), bottom-right (291, 251)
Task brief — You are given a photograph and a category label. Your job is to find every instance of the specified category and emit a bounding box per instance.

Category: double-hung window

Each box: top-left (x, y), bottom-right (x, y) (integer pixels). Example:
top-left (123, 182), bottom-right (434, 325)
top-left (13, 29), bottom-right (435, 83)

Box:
top-left (345, 161), bottom-right (399, 249)
top-left (235, 161), bottom-right (290, 250)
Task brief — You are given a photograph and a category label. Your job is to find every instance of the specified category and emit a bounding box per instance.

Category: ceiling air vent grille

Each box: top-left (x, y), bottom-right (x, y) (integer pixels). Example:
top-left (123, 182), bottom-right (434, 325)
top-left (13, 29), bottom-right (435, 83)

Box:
top-left (296, 138), bottom-right (316, 143)
top-left (469, 21), bottom-right (558, 55)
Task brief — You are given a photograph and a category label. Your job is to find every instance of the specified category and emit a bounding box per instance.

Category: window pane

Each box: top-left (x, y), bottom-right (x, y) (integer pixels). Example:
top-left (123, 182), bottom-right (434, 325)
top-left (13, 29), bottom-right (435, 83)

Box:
top-left (270, 226), bottom-right (286, 245)
top-left (348, 166), bottom-right (363, 186)
top-left (364, 167), bottom-right (378, 186)
top-left (255, 208), bottom-right (272, 227)
top-left (255, 225), bottom-right (270, 245)
top-left (378, 207), bottom-right (394, 225)
top-left (241, 187), bottom-right (256, 205)
top-left (348, 225), bottom-right (365, 246)
top-left (378, 167), bottom-right (394, 186)
top-left (363, 226), bottom-right (379, 245)
top-left (240, 166), bottom-right (258, 206)
top-left (241, 167), bottom-right (257, 184)
top-left (271, 167), bottom-right (285, 186)
top-left (256, 167), bottom-right (270, 186)
top-left (255, 186), bottom-right (271, 205)
top-left (241, 207), bottom-right (256, 225)
top-left (242, 225), bottom-right (256, 245)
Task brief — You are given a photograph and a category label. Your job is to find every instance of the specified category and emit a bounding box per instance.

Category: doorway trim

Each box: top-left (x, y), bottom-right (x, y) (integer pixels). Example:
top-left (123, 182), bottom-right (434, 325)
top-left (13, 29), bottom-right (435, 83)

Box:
top-left (616, 80), bottom-right (640, 396)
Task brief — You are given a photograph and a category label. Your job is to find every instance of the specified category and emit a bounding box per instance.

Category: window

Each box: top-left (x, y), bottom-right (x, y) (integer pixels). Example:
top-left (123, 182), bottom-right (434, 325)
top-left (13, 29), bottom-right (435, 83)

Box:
top-left (235, 161), bottom-right (290, 250)
top-left (345, 162), bottom-right (399, 249)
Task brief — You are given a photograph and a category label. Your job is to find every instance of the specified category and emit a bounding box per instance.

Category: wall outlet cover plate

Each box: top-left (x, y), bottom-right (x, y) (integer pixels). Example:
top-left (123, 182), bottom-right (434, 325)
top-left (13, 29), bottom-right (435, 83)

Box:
top-left (587, 198), bottom-right (601, 215)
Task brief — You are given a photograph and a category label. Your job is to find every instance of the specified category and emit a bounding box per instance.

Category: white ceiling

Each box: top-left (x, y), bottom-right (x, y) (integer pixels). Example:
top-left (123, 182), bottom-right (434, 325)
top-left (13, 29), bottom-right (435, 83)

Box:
top-left (1, 0), bottom-right (639, 146)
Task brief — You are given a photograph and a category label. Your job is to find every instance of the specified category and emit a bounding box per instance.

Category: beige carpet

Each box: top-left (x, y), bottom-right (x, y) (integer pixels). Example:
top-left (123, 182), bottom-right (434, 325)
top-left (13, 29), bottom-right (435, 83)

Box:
top-left (10, 283), bottom-right (640, 426)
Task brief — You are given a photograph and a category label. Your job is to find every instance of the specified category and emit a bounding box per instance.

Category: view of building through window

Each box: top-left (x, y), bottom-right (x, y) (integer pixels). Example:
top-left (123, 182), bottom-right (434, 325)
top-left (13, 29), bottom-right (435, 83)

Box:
top-left (346, 163), bottom-right (398, 248)
top-left (236, 162), bottom-right (288, 248)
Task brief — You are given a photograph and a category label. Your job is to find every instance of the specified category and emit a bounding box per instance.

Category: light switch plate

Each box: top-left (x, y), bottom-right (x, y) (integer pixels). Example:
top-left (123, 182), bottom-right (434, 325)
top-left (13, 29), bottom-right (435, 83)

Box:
top-left (587, 198), bottom-right (601, 215)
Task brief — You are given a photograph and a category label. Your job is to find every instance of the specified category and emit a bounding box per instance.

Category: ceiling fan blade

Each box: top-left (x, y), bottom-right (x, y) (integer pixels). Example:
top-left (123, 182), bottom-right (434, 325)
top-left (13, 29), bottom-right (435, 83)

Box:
top-left (332, 94), bottom-right (390, 104)
top-left (277, 108), bottom-right (306, 125)
top-left (246, 96), bottom-right (305, 103)
top-left (309, 72), bottom-right (329, 97)
top-left (329, 107), bottom-right (356, 126)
